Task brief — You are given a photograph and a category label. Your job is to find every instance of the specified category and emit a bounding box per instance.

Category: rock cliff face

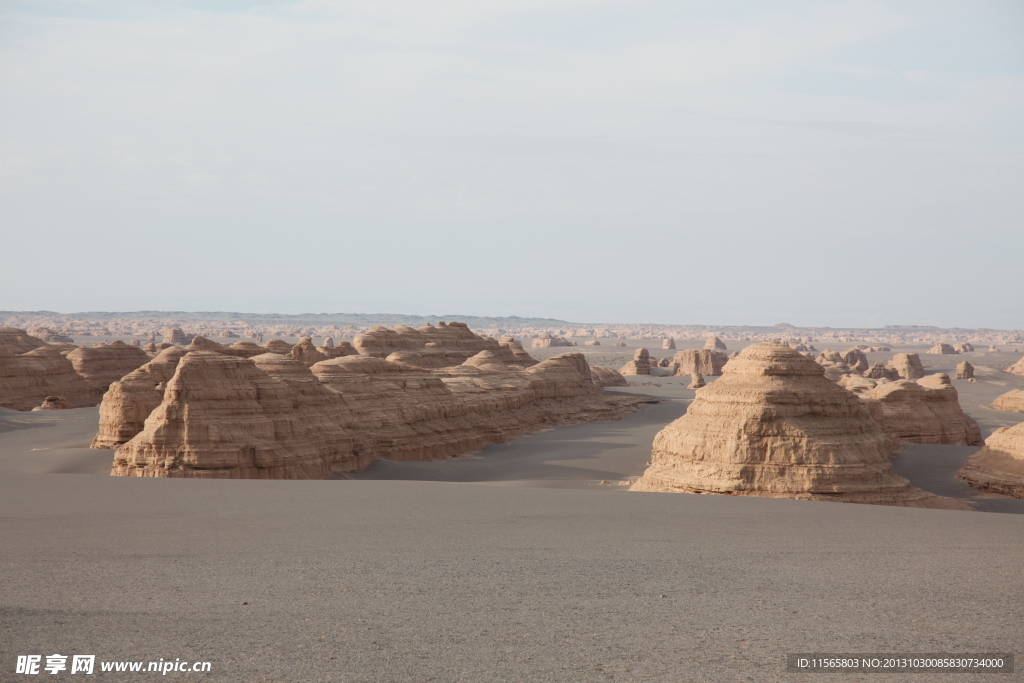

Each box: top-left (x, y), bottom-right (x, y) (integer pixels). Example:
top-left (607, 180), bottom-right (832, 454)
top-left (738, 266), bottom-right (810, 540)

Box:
top-left (841, 348), bottom-right (870, 374)
top-left (619, 348), bottom-right (651, 376)
top-left (630, 342), bottom-right (963, 509)
top-left (107, 349), bottom-right (645, 478)
top-left (356, 322), bottom-right (535, 367)
top-left (993, 390), bottom-right (1024, 412)
top-left (891, 353), bottom-right (925, 380)
top-left (673, 348), bottom-right (729, 377)
top-left (1007, 356), bottom-right (1024, 376)
top-left (0, 346), bottom-right (93, 410)
top-left (91, 347), bottom-right (187, 449)
top-left (863, 374), bottom-right (982, 446)
top-left (958, 422), bottom-right (1024, 498)
top-left (65, 341), bottom-right (150, 403)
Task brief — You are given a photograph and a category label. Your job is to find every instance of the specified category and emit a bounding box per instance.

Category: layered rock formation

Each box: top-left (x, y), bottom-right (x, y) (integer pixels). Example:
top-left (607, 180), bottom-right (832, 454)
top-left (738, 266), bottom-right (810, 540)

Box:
top-left (841, 348), bottom-right (869, 374)
top-left (955, 361), bottom-right (974, 380)
top-left (619, 348), bottom-right (651, 376)
top-left (0, 346), bottom-right (93, 410)
top-left (109, 350), bottom-right (646, 478)
top-left (993, 390), bottom-right (1024, 412)
top-left (65, 341), bottom-right (150, 403)
top-left (958, 422), bottom-right (1024, 498)
top-left (290, 337), bottom-right (328, 366)
top-left (27, 327), bottom-right (75, 344)
top-left (590, 366), bottom-right (629, 387)
top-left (673, 348), bottom-right (729, 377)
top-left (687, 373), bottom-right (705, 389)
top-left (263, 339), bottom-right (294, 355)
top-left (954, 342), bottom-right (974, 353)
top-left (891, 353), bottom-right (925, 380)
top-left (662, 339), bottom-right (676, 350)
top-left (1007, 356), bottom-right (1024, 376)
top-left (630, 342), bottom-right (959, 508)
top-left (31, 395), bottom-right (69, 411)
top-left (863, 374), bottom-right (982, 446)
top-left (864, 363), bottom-right (900, 380)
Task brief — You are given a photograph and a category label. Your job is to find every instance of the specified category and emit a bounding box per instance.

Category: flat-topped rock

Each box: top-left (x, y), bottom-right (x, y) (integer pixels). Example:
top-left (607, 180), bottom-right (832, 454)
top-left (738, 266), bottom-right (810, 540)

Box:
top-left (958, 421), bottom-right (1024, 498)
top-left (863, 374), bottom-right (982, 446)
top-left (993, 390), bottom-right (1024, 412)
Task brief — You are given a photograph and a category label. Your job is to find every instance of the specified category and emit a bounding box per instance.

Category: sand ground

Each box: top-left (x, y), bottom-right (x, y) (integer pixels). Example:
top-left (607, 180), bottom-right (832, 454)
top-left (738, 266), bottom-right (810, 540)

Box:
top-left (1, 340), bottom-right (1023, 681)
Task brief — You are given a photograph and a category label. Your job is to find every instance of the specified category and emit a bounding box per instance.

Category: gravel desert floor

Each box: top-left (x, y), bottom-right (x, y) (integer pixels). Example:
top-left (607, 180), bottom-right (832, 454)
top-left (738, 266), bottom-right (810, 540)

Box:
top-left (1, 339), bottom-right (1023, 682)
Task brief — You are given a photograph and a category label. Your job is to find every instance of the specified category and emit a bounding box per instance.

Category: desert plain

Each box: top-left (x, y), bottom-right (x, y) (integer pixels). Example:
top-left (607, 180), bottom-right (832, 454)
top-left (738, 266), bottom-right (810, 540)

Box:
top-left (1, 315), bottom-right (1023, 682)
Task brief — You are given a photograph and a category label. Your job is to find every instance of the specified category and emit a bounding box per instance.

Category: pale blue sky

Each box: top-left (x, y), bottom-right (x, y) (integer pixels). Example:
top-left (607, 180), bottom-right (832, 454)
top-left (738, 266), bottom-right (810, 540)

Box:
top-left (1, 0), bottom-right (1022, 327)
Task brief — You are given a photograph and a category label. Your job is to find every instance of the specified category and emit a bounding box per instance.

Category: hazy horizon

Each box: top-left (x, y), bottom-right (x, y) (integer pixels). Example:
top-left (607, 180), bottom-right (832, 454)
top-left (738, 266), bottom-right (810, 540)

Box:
top-left (2, 1), bottom-right (1022, 328)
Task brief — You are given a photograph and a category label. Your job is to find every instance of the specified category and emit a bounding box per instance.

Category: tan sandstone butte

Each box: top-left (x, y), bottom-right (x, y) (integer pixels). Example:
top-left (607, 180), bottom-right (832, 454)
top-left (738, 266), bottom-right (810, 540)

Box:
top-left (161, 327), bottom-right (192, 346)
top-left (630, 342), bottom-right (964, 509)
top-left (957, 421), bottom-right (1024, 498)
top-left (590, 366), bottom-right (629, 387)
top-left (662, 338), bottom-right (676, 350)
top-left (1007, 356), bottom-right (1024, 376)
top-left (531, 333), bottom-right (573, 348)
top-left (927, 343), bottom-right (957, 355)
top-left (687, 373), bottom-right (706, 389)
top-left (64, 341), bottom-right (150, 404)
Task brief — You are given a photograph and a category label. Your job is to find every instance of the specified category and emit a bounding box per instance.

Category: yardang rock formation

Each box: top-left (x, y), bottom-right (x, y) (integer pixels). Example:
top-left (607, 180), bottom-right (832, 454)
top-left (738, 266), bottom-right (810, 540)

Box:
top-left (629, 342), bottom-right (964, 508)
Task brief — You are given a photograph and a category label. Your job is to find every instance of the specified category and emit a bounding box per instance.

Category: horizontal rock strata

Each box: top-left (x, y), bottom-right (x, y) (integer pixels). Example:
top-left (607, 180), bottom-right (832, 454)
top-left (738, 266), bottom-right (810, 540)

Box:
top-left (863, 374), bottom-right (982, 446)
top-left (958, 422), bottom-right (1024, 498)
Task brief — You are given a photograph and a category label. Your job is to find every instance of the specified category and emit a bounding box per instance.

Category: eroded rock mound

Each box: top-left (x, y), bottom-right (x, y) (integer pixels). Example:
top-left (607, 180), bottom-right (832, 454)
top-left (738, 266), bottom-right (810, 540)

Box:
top-left (27, 327), bottom-right (75, 344)
top-left (704, 336), bottom-right (727, 351)
top-left (955, 361), bottom-right (974, 380)
top-left (630, 342), bottom-right (962, 508)
top-left (31, 395), bottom-right (69, 411)
top-left (619, 348), bottom-right (651, 376)
top-left (590, 366), bottom-right (629, 387)
top-left (928, 343), bottom-right (957, 355)
top-left (891, 353), bottom-right (925, 380)
top-left (958, 422), bottom-right (1024, 498)
top-left (531, 333), bottom-right (574, 348)
top-left (355, 322), bottom-right (535, 367)
top-left (0, 327), bottom-right (48, 354)
top-left (864, 374), bottom-right (982, 446)
top-left (993, 390), bottom-right (1024, 413)
top-left (1007, 356), bottom-right (1024, 376)
top-left (161, 327), bottom-right (192, 346)
top-left (0, 345), bottom-right (95, 410)
top-left (662, 338), bottom-right (676, 350)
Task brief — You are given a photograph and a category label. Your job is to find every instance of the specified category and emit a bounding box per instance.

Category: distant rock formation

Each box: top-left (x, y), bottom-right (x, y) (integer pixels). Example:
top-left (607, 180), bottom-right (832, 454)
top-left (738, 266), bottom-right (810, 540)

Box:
top-left (841, 347), bottom-right (870, 374)
top-left (927, 343), bottom-right (957, 355)
top-left (161, 327), bottom-right (192, 346)
top-left (1007, 356), bottom-right (1024, 376)
top-left (816, 351), bottom-right (852, 382)
top-left (958, 422), bottom-right (1024, 498)
top-left (354, 322), bottom-right (535, 367)
top-left (531, 333), bottom-right (574, 348)
top-left (590, 366), bottom-right (628, 387)
top-left (993, 390), bottom-right (1024, 412)
top-left (584, 340), bottom-right (601, 346)
top-left (704, 336), bottom-right (727, 351)
top-left (143, 342), bottom-right (158, 353)
top-left (619, 348), bottom-right (651, 376)
top-left (863, 374), bottom-right (982, 446)
top-left (662, 338), bottom-right (676, 350)
top-left (891, 353), bottom-right (925, 380)
top-left (687, 373), bottom-right (705, 389)
top-left (614, 342), bottom-right (627, 347)
top-left (31, 395), bottom-right (69, 411)
top-left (864, 363), bottom-right (900, 380)
top-left (27, 327), bottom-right (75, 344)
top-left (673, 348), bottom-right (729, 377)
top-left (955, 361), bottom-right (974, 380)
top-left (290, 337), bottom-right (328, 366)
top-left (657, 357), bottom-right (671, 368)
top-left (630, 342), bottom-right (960, 508)
top-left (64, 341), bottom-right (149, 404)
top-left (954, 342), bottom-right (974, 354)
top-left (109, 351), bottom-right (646, 478)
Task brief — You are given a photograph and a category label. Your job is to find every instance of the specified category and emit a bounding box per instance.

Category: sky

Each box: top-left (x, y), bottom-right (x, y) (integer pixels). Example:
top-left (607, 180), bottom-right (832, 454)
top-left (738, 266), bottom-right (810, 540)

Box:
top-left (1, 0), bottom-right (1022, 328)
